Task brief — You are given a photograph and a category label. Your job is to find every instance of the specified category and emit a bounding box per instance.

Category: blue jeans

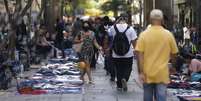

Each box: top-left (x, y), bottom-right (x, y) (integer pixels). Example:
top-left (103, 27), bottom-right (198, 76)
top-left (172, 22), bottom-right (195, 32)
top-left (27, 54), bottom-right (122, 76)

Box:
top-left (143, 83), bottom-right (167, 101)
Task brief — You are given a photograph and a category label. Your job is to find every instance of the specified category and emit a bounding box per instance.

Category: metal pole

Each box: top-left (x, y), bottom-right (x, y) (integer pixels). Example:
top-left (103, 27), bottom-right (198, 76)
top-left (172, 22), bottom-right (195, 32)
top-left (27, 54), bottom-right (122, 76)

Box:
top-left (139, 0), bottom-right (142, 26)
top-left (153, 0), bottom-right (155, 9)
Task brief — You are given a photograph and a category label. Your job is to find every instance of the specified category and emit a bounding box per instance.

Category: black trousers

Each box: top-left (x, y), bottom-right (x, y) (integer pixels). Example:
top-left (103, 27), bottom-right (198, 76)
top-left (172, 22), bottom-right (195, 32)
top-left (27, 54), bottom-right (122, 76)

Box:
top-left (105, 56), bottom-right (116, 79)
top-left (113, 57), bottom-right (133, 88)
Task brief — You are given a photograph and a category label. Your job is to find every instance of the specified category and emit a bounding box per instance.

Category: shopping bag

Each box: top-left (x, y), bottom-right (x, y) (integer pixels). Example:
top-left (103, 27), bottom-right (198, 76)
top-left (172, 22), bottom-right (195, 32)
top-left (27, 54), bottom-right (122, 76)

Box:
top-left (97, 52), bottom-right (105, 67)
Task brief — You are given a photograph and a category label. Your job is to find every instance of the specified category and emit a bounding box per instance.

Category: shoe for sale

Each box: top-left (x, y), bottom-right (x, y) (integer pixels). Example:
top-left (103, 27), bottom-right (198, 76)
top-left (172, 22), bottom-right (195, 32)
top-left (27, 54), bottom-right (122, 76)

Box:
top-left (121, 79), bottom-right (127, 92)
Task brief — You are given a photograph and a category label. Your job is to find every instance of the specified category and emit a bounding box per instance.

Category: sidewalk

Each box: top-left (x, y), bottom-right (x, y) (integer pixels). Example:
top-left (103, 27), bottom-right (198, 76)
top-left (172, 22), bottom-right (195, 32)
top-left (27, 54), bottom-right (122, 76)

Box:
top-left (0, 60), bottom-right (179, 101)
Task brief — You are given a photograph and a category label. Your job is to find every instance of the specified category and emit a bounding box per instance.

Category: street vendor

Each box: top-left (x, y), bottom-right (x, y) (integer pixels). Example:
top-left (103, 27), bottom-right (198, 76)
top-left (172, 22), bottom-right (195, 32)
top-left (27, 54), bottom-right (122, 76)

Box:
top-left (61, 30), bottom-right (73, 58)
top-left (189, 57), bottom-right (201, 73)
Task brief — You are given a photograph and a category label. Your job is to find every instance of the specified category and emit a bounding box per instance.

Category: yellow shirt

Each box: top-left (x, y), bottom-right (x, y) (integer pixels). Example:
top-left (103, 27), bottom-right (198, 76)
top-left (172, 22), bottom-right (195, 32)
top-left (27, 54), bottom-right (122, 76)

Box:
top-left (135, 26), bottom-right (178, 84)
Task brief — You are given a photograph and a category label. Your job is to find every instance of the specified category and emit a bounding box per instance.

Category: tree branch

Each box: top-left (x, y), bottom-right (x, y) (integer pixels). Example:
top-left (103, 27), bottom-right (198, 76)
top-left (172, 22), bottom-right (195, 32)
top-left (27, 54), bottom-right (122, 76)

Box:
top-left (36, 0), bottom-right (41, 10)
top-left (20, 0), bottom-right (33, 17)
top-left (3, 0), bottom-right (11, 20)
top-left (14, 0), bottom-right (22, 14)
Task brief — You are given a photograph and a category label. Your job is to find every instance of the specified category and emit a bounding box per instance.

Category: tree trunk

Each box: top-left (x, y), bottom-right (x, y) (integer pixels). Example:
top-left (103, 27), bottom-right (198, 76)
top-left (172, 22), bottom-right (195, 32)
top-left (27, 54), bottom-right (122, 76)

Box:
top-left (44, 0), bottom-right (62, 33)
top-left (3, 0), bottom-right (33, 60)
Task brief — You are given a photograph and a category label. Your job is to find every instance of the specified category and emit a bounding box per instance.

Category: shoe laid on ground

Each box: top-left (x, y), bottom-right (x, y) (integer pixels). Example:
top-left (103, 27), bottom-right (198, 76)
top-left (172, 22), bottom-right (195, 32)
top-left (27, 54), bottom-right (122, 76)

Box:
top-left (121, 79), bottom-right (128, 92)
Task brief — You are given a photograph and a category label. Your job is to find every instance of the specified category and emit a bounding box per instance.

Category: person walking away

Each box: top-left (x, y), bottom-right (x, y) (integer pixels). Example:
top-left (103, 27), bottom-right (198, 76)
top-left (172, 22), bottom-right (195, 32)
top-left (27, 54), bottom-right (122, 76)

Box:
top-left (99, 16), bottom-right (116, 80)
top-left (74, 21), bottom-right (102, 84)
top-left (135, 9), bottom-right (178, 101)
top-left (109, 14), bottom-right (137, 91)
top-left (172, 17), bottom-right (183, 46)
top-left (72, 18), bottom-right (82, 38)
top-left (91, 17), bottom-right (102, 69)
top-left (191, 27), bottom-right (199, 50)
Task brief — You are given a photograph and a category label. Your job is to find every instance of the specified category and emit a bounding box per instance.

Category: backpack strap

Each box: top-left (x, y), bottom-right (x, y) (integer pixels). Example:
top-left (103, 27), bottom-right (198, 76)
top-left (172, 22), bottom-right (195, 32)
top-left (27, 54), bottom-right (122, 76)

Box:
top-left (123, 26), bottom-right (130, 34)
top-left (114, 25), bottom-right (130, 34)
top-left (114, 25), bottom-right (120, 34)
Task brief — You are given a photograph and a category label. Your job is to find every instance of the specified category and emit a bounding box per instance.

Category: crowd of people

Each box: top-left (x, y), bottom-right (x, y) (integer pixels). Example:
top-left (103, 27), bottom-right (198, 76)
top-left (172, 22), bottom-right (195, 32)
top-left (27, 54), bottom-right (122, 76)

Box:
top-left (4, 8), bottom-right (200, 101)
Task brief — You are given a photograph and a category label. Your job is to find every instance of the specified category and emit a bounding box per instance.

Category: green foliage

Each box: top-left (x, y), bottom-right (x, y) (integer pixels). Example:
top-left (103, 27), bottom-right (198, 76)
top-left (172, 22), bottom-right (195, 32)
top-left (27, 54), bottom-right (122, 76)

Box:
top-left (101, 0), bottom-right (140, 15)
top-left (77, 0), bottom-right (98, 9)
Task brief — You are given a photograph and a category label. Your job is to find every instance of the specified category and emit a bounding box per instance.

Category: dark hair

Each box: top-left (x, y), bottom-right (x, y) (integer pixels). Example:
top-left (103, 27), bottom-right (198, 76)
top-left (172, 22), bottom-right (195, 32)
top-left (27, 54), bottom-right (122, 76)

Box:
top-left (119, 13), bottom-right (128, 22)
top-left (103, 16), bottom-right (109, 22)
top-left (82, 21), bottom-right (90, 32)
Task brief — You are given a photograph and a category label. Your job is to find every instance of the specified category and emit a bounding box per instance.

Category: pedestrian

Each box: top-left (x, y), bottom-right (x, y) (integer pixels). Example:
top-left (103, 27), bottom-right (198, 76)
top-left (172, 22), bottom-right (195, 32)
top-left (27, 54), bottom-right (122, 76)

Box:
top-left (108, 14), bottom-right (137, 91)
top-left (72, 17), bottom-right (82, 38)
top-left (191, 27), bottom-right (199, 48)
top-left (74, 21), bottom-right (102, 84)
top-left (135, 9), bottom-right (178, 101)
top-left (183, 24), bottom-right (191, 44)
top-left (99, 16), bottom-right (116, 80)
top-left (172, 16), bottom-right (183, 45)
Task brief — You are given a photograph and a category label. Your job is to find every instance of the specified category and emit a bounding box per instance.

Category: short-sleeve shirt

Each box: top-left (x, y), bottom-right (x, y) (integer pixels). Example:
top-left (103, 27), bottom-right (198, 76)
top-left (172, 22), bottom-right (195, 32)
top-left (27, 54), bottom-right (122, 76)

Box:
top-left (135, 26), bottom-right (178, 84)
top-left (108, 23), bottom-right (137, 58)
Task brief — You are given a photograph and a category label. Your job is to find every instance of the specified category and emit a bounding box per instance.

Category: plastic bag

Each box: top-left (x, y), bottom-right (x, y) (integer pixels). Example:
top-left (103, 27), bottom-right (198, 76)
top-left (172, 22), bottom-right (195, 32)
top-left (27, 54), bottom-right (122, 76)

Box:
top-left (97, 52), bottom-right (105, 67)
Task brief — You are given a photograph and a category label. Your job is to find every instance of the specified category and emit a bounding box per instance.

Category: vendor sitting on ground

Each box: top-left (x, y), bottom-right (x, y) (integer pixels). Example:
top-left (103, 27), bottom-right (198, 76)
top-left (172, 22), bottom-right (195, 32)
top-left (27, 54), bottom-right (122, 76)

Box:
top-left (36, 27), bottom-right (52, 61)
top-left (61, 30), bottom-right (73, 58)
top-left (189, 55), bottom-right (201, 73)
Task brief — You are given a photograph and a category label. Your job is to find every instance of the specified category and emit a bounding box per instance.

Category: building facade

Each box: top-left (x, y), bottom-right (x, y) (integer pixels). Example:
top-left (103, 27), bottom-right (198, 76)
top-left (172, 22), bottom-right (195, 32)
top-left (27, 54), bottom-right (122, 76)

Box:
top-left (174, 0), bottom-right (201, 32)
top-left (143, 0), bottom-right (174, 29)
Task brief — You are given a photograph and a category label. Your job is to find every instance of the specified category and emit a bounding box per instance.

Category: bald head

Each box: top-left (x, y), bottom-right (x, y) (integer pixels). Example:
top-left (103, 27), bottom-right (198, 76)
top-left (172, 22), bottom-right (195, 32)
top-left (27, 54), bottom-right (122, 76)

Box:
top-left (150, 9), bottom-right (164, 26)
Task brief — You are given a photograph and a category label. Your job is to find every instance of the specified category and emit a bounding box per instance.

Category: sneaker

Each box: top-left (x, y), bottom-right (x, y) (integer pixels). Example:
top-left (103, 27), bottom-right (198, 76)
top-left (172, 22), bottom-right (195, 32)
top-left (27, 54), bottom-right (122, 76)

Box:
top-left (110, 78), bottom-right (115, 82)
top-left (121, 79), bottom-right (127, 92)
top-left (117, 87), bottom-right (123, 92)
top-left (88, 81), bottom-right (94, 84)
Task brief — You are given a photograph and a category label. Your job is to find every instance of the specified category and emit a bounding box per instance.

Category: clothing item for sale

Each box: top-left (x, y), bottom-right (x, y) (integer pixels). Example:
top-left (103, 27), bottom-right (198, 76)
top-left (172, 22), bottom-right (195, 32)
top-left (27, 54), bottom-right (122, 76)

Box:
top-left (18, 58), bottom-right (83, 95)
top-left (168, 73), bottom-right (201, 101)
top-left (191, 72), bottom-right (201, 82)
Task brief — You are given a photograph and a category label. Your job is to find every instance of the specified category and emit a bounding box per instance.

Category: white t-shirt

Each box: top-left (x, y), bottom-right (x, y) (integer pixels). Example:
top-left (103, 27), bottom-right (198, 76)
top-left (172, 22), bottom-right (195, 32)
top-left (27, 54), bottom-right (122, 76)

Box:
top-left (183, 27), bottom-right (190, 40)
top-left (108, 23), bottom-right (137, 58)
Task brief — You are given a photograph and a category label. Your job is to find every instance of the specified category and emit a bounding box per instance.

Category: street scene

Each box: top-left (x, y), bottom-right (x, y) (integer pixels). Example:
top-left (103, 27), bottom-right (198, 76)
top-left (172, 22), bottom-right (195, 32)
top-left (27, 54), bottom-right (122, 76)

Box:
top-left (0, 0), bottom-right (201, 101)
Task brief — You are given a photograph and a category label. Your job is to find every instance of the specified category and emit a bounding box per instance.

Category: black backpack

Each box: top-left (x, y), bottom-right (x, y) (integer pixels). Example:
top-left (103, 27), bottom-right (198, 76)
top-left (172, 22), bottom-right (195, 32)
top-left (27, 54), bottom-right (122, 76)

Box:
top-left (112, 25), bottom-right (130, 56)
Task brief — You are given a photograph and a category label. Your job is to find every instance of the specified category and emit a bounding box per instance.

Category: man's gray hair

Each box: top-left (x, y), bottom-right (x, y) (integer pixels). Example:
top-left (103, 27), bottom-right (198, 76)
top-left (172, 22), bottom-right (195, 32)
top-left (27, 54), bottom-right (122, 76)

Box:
top-left (150, 9), bottom-right (163, 20)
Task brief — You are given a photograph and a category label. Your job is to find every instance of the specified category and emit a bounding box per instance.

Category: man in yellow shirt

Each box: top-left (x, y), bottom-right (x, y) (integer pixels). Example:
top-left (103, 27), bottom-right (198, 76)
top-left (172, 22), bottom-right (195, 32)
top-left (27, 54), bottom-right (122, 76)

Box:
top-left (135, 9), bottom-right (178, 101)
